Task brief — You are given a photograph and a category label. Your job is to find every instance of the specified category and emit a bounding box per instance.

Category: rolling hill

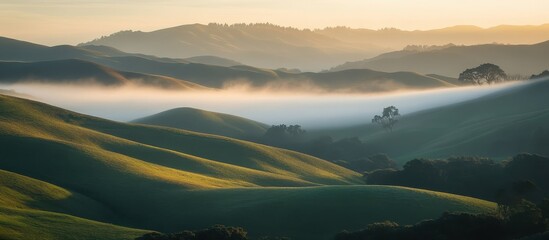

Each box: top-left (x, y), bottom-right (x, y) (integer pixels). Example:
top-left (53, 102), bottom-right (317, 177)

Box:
top-left (0, 170), bottom-right (147, 240)
top-left (312, 78), bottom-right (549, 163)
top-left (0, 59), bottom-right (207, 90)
top-left (0, 94), bottom-right (496, 239)
top-left (0, 36), bottom-right (456, 92)
top-left (80, 23), bottom-right (381, 71)
top-left (331, 41), bottom-right (549, 77)
top-left (81, 23), bottom-right (549, 71)
top-left (132, 107), bottom-right (269, 138)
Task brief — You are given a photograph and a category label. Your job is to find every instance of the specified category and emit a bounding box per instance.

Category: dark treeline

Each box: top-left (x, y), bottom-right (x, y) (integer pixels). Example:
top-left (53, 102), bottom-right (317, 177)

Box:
top-left (136, 225), bottom-right (290, 240)
top-left (530, 70), bottom-right (549, 80)
top-left (335, 198), bottom-right (549, 240)
top-left (365, 153), bottom-right (549, 203)
top-left (135, 200), bottom-right (549, 240)
top-left (255, 125), bottom-right (396, 173)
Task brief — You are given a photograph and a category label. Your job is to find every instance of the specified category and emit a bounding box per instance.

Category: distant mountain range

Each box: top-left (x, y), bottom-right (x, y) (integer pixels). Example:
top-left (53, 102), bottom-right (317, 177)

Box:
top-left (331, 41), bottom-right (549, 77)
top-left (0, 36), bottom-right (457, 92)
top-left (80, 23), bottom-right (549, 71)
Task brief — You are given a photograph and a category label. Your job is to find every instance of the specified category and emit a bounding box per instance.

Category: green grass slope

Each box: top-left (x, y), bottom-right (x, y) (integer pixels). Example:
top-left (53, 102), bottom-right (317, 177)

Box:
top-left (0, 169), bottom-right (147, 240)
top-left (0, 94), bottom-right (497, 239)
top-left (314, 79), bottom-right (549, 162)
top-left (0, 207), bottom-right (146, 240)
top-left (0, 94), bottom-right (362, 188)
top-left (0, 59), bottom-right (207, 90)
top-left (132, 107), bottom-right (268, 138)
top-left (146, 185), bottom-right (494, 240)
top-left (0, 167), bottom-right (495, 240)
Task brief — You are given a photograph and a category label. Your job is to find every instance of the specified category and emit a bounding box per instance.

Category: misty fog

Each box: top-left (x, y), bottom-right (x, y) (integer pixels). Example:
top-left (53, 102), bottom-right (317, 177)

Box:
top-left (0, 81), bottom-right (530, 129)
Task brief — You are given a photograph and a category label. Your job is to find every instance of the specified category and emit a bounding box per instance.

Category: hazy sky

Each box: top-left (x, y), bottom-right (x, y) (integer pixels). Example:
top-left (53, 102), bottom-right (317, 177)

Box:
top-left (1, 0), bottom-right (548, 45)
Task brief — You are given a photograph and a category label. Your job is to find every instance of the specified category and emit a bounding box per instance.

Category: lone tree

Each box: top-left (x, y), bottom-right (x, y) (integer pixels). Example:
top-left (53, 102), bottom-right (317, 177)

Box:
top-left (458, 63), bottom-right (508, 85)
top-left (372, 106), bottom-right (400, 131)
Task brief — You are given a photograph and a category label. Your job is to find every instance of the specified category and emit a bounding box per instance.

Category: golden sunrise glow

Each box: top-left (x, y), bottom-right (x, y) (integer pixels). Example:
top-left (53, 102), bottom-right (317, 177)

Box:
top-left (1, 0), bottom-right (548, 45)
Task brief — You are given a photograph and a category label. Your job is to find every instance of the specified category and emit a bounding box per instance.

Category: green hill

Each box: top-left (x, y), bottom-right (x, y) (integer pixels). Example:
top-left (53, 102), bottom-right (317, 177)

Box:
top-left (0, 59), bottom-right (207, 90)
top-left (313, 79), bottom-right (549, 163)
top-left (0, 170), bottom-right (147, 240)
top-left (0, 169), bottom-right (494, 240)
top-left (331, 41), bottom-right (549, 77)
top-left (0, 167), bottom-right (494, 240)
top-left (0, 94), bottom-right (497, 239)
top-left (132, 107), bottom-right (268, 138)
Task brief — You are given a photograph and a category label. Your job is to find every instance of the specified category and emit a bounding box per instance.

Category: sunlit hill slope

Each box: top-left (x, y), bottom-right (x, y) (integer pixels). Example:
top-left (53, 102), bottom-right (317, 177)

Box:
top-left (0, 94), bottom-right (497, 239)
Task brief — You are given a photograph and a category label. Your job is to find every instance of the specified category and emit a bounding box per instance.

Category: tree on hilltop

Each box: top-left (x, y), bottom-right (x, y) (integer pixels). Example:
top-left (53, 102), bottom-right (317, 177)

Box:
top-left (372, 106), bottom-right (400, 132)
top-left (458, 63), bottom-right (507, 85)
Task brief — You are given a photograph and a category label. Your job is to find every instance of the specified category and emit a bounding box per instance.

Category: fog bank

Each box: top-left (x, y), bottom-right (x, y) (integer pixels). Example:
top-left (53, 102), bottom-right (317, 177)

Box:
top-left (0, 81), bottom-right (530, 129)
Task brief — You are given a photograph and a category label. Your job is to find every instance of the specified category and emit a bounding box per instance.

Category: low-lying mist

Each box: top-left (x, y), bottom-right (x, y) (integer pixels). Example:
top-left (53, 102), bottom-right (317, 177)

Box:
top-left (0, 81), bottom-right (531, 129)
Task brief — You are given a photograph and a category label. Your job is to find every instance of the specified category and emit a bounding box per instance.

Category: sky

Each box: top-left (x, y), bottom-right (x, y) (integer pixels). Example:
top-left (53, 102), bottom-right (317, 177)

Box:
top-left (0, 0), bottom-right (548, 45)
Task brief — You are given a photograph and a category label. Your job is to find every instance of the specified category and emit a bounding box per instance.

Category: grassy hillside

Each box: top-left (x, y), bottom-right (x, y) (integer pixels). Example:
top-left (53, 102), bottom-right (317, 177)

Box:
top-left (0, 36), bottom-right (456, 92)
top-left (132, 107), bottom-right (269, 138)
top-left (313, 79), bottom-right (549, 162)
top-left (0, 94), bottom-right (497, 239)
top-left (0, 207), bottom-right (146, 240)
top-left (145, 185), bottom-right (494, 240)
top-left (0, 169), bottom-right (495, 240)
top-left (0, 59), bottom-right (206, 90)
top-left (331, 41), bottom-right (549, 76)
top-left (0, 169), bottom-right (147, 240)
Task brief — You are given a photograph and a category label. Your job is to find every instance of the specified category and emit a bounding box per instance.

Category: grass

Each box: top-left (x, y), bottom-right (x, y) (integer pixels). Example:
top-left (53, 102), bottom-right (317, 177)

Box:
top-left (0, 167), bottom-right (495, 240)
top-left (0, 94), bottom-right (498, 239)
top-left (142, 185), bottom-right (495, 240)
top-left (0, 207), bottom-right (147, 240)
top-left (312, 79), bottom-right (549, 163)
top-left (132, 107), bottom-right (269, 138)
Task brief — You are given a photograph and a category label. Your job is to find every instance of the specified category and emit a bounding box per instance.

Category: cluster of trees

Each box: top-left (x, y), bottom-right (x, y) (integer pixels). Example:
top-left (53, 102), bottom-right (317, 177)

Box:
top-left (135, 225), bottom-right (290, 240)
top-left (364, 153), bottom-right (549, 203)
top-left (530, 70), bottom-right (549, 80)
top-left (261, 124), bottom-right (306, 146)
top-left (371, 106), bottom-right (400, 132)
top-left (259, 128), bottom-right (397, 172)
top-left (258, 106), bottom-right (401, 172)
top-left (403, 44), bottom-right (456, 52)
top-left (207, 23), bottom-right (308, 32)
top-left (335, 199), bottom-right (549, 240)
top-left (136, 225), bottom-right (247, 240)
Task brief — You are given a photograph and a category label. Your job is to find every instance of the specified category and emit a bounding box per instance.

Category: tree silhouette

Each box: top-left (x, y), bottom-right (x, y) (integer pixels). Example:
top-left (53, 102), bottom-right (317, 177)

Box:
top-left (458, 63), bottom-right (507, 85)
top-left (372, 106), bottom-right (400, 131)
top-left (529, 70), bottom-right (549, 80)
